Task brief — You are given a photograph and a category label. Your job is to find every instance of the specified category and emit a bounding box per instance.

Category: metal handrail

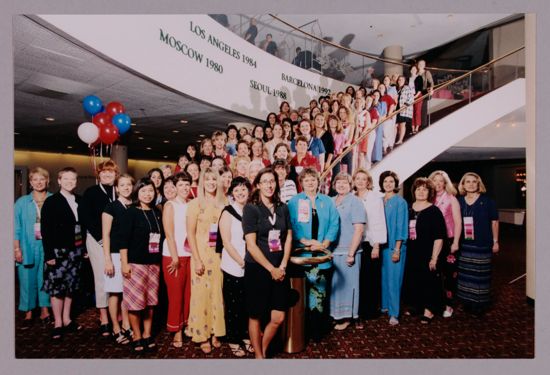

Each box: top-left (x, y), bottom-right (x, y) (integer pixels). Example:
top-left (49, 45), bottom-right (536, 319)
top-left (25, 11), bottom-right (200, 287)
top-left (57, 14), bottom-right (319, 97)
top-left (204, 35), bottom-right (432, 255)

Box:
top-left (319, 46), bottom-right (525, 179)
top-left (269, 14), bottom-right (471, 73)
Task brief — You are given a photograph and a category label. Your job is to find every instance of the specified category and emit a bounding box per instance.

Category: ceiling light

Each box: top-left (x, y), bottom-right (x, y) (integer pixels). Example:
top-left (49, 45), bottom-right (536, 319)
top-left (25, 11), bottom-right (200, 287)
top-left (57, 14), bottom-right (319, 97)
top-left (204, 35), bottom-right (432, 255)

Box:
top-left (44, 117), bottom-right (55, 122)
top-left (163, 155), bottom-right (168, 159)
top-left (495, 123), bottom-right (501, 128)
top-left (138, 136), bottom-right (144, 140)
top-left (163, 140), bottom-right (170, 143)
top-left (134, 130), bottom-right (141, 134)
top-left (131, 123), bottom-right (137, 126)
top-left (199, 134), bottom-right (206, 137)
top-left (172, 130), bottom-right (180, 133)
top-left (14, 132), bottom-right (20, 135)
top-left (67, 146), bottom-right (73, 149)
top-left (180, 120), bottom-right (188, 124)
top-left (511, 123), bottom-right (516, 127)
top-left (490, 156), bottom-right (496, 159)
top-left (146, 147), bottom-right (152, 150)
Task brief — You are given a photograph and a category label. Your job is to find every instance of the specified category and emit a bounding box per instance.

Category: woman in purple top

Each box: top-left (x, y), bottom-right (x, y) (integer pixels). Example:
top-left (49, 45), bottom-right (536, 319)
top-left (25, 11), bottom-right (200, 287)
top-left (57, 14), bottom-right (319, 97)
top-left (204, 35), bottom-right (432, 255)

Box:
top-left (429, 170), bottom-right (462, 318)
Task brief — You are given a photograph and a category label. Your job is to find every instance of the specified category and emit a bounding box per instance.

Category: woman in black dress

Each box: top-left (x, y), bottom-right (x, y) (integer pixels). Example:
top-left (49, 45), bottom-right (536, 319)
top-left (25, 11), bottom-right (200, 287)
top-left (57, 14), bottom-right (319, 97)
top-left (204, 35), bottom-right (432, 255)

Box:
top-left (402, 177), bottom-right (446, 323)
top-left (41, 167), bottom-right (84, 340)
top-left (242, 168), bottom-right (292, 359)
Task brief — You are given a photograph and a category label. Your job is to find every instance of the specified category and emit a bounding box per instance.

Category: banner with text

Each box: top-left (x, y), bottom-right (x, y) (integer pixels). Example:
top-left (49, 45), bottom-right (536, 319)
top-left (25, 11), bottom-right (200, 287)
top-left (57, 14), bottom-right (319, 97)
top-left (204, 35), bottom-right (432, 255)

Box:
top-left (38, 14), bottom-right (352, 120)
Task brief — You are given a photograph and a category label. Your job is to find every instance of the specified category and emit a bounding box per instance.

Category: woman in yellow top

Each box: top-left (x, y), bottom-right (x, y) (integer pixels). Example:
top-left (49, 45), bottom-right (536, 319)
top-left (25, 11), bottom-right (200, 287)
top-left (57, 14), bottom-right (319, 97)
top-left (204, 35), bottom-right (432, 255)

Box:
top-left (186, 167), bottom-right (228, 354)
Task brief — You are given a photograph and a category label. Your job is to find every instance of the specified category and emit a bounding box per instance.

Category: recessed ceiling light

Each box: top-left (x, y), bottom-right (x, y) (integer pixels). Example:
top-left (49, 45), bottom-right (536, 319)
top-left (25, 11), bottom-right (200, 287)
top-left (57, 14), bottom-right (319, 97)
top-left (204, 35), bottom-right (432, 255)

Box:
top-left (163, 140), bottom-right (170, 143)
top-left (14, 132), bottom-right (20, 135)
top-left (138, 136), bottom-right (144, 140)
top-left (511, 123), bottom-right (516, 127)
top-left (134, 130), bottom-right (141, 134)
top-left (146, 147), bottom-right (152, 150)
top-left (163, 155), bottom-right (168, 159)
top-left (180, 120), bottom-right (188, 124)
top-left (490, 156), bottom-right (496, 159)
top-left (172, 130), bottom-right (180, 133)
top-left (199, 134), bottom-right (206, 137)
top-left (131, 123), bottom-right (136, 126)
top-left (44, 117), bottom-right (55, 122)
top-left (67, 146), bottom-right (73, 149)
top-left (495, 123), bottom-right (501, 128)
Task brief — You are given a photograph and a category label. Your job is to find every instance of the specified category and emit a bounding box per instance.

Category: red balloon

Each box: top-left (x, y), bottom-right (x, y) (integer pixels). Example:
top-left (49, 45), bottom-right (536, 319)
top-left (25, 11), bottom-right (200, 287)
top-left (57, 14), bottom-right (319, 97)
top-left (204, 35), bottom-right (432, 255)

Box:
top-left (92, 112), bottom-right (112, 128)
top-left (99, 123), bottom-right (119, 144)
top-left (105, 102), bottom-right (125, 117)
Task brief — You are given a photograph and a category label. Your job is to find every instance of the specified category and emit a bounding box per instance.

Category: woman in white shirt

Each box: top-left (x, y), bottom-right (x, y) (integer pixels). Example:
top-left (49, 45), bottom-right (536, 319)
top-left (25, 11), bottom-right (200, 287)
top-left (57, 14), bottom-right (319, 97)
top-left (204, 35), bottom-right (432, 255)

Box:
top-left (219, 176), bottom-right (253, 357)
top-left (353, 168), bottom-right (387, 327)
top-left (162, 173), bottom-right (192, 348)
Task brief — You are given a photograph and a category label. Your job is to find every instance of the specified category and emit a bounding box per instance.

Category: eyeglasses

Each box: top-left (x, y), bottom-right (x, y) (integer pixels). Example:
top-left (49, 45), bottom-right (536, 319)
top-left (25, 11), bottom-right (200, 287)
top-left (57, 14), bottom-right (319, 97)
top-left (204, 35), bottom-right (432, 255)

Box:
top-left (259, 179), bottom-right (276, 186)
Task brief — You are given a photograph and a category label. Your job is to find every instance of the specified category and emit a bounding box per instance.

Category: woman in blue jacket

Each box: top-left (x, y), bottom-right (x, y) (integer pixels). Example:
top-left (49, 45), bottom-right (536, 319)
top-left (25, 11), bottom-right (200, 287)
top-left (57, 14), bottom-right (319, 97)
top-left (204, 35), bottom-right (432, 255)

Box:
top-left (288, 167), bottom-right (339, 341)
top-left (14, 167), bottom-right (52, 327)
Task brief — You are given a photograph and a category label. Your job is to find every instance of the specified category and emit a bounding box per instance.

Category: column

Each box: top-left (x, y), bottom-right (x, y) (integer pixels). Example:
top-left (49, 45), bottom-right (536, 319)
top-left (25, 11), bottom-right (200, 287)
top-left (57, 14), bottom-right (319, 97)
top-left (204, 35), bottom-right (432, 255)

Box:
top-left (383, 45), bottom-right (403, 77)
top-left (111, 144), bottom-right (128, 174)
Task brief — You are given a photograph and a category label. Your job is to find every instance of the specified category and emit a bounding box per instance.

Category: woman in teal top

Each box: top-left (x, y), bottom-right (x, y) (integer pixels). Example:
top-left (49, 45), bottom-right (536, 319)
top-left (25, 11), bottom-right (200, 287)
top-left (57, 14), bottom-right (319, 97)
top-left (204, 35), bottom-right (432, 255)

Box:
top-left (379, 170), bottom-right (408, 326)
top-left (14, 167), bottom-right (52, 326)
top-left (287, 167), bottom-right (339, 341)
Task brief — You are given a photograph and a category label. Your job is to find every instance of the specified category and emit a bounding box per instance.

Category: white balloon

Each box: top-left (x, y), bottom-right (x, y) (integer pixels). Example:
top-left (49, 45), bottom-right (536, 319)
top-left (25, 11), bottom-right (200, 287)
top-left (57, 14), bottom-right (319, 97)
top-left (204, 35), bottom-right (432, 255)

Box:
top-left (77, 122), bottom-right (99, 145)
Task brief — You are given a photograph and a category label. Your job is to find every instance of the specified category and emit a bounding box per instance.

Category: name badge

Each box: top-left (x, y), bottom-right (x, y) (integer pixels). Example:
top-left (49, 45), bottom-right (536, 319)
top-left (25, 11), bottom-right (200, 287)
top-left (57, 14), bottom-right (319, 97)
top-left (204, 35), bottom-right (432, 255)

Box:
top-left (268, 229), bottom-right (282, 252)
top-left (409, 219), bottom-right (417, 240)
top-left (34, 222), bottom-right (42, 240)
top-left (208, 223), bottom-right (218, 248)
top-left (298, 199), bottom-right (310, 223)
top-left (295, 166), bottom-right (304, 175)
top-left (463, 216), bottom-right (475, 240)
top-left (149, 232), bottom-right (161, 254)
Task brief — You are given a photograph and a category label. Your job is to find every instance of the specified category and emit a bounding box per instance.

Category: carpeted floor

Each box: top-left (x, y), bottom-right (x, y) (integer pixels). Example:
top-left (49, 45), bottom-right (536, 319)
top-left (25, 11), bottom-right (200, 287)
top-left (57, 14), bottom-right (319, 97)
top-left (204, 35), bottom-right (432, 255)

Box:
top-left (15, 223), bottom-right (533, 359)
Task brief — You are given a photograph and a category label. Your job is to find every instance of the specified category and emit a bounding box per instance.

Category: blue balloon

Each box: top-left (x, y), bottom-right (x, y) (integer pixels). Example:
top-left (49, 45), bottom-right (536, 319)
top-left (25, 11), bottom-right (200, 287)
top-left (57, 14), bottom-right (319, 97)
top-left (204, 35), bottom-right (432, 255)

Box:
top-left (112, 113), bottom-right (131, 134)
top-left (83, 95), bottom-right (103, 116)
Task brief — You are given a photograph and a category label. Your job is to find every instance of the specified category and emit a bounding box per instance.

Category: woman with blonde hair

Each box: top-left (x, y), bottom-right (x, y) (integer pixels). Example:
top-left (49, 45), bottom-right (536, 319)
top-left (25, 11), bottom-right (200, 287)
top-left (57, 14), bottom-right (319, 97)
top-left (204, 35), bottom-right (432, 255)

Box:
top-left (186, 167), bottom-right (228, 353)
top-left (456, 172), bottom-right (499, 316)
top-left (14, 167), bottom-right (52, 327)
top-left (428, 170), bottom-right (461, 318)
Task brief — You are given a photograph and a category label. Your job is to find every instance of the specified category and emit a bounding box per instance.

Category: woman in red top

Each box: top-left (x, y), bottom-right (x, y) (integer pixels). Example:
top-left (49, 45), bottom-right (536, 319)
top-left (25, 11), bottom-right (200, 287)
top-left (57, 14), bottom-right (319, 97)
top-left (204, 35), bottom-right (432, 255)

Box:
top-left (290, 136), bottom-right (320, 192)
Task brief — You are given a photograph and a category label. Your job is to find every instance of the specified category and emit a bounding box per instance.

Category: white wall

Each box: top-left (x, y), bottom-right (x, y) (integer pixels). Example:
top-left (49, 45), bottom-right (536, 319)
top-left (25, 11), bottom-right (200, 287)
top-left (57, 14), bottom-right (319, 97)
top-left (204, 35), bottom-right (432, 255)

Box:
top-left (38, 15), bottom-right (352, 120)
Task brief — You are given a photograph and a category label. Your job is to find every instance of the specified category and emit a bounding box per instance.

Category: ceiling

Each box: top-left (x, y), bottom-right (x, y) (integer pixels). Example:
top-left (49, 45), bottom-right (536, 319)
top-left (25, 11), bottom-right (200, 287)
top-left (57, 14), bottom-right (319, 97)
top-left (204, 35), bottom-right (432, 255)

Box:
top-left (13, 15), bottom-right (255, 161)
top-left (244, 14), bottom-right (515, 56)
top-left (13, 14), bottom-right (524, 162)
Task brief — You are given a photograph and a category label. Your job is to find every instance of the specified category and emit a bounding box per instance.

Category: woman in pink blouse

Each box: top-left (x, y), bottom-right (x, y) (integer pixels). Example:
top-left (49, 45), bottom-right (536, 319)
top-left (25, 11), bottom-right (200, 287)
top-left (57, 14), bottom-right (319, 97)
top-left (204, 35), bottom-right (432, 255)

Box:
top-left (429, 170), bottom-right (462, 318)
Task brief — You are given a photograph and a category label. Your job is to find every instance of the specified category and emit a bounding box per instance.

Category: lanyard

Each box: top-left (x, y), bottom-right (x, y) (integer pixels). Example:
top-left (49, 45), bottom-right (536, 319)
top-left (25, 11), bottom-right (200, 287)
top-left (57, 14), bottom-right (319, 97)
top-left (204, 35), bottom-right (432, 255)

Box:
top-left (33, 200), bottom-right (42, 222)
top-left (99, 184), bottom-right (116, 202)
top-left (142, 209), bottom-right (160, 233)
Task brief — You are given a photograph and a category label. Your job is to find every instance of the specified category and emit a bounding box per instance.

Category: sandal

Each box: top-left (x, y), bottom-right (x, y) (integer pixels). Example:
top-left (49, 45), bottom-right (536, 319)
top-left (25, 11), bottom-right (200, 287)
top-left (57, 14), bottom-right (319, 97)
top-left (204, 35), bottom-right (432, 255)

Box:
top-left (200, 341), bottom-right (212, 354)
top-left (99, 323), bottom-right (111, 337)
top-left (420, 315), bottom-right (434, 324)
top-left (51, 327), bottom-right (63, 340)
top-left (113, 331), bottom-right (130, 345)
top-left (172, 340), bottom-right (183, 348)
top-left (355, 320), bottom-right (365, 330)
top-left (229, 343), bottom-right (246, 357)
top-left (63, 321), bottom-right (82, 332)
top-left (40, 315), bottom-right (52, 325)
top-left (132, 339), bottom-right (145, 352)
top-left (122, 327), bottom-right (134, 342)
top-left (142, 336), bottom-right (156, 350)
top-left (242, 339), bottom-right (255, 353)
top-left (21, 318), bottom-right (34, 330)
top-left (211, 336), bottom-right (221, 348)
top-left (334, 320), bottom-right (350, 331)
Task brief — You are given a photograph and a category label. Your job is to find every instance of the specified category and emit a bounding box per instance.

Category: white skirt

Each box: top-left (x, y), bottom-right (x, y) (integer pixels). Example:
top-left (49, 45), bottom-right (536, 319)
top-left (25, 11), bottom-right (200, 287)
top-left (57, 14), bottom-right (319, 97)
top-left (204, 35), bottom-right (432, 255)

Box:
top-left (103, 253), bottom-right (123, 293)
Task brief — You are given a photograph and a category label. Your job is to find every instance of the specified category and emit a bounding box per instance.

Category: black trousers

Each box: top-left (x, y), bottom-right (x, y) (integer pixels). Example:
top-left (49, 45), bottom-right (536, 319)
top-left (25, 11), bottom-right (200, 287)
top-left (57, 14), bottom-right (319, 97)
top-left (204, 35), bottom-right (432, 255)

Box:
top-left (223, 271), bottom-right (248, 343)
top-left (358, 242), bottom-right (382, 320)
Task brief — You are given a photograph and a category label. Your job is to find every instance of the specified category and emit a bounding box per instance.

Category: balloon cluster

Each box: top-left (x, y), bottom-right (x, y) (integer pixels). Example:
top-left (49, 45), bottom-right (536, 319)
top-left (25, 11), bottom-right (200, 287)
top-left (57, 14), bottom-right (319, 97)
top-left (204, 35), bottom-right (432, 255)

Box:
top-left (77, 95), bottom-right (132, 146)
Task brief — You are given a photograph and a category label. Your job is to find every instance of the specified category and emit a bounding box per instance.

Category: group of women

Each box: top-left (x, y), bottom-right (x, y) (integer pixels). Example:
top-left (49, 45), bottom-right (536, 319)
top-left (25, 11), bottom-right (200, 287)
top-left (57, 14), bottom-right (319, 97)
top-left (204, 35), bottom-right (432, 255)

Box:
top-left (15, 159), bottom-right (499, 358)
top-left (15, 69), bottom-right (501, 358)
